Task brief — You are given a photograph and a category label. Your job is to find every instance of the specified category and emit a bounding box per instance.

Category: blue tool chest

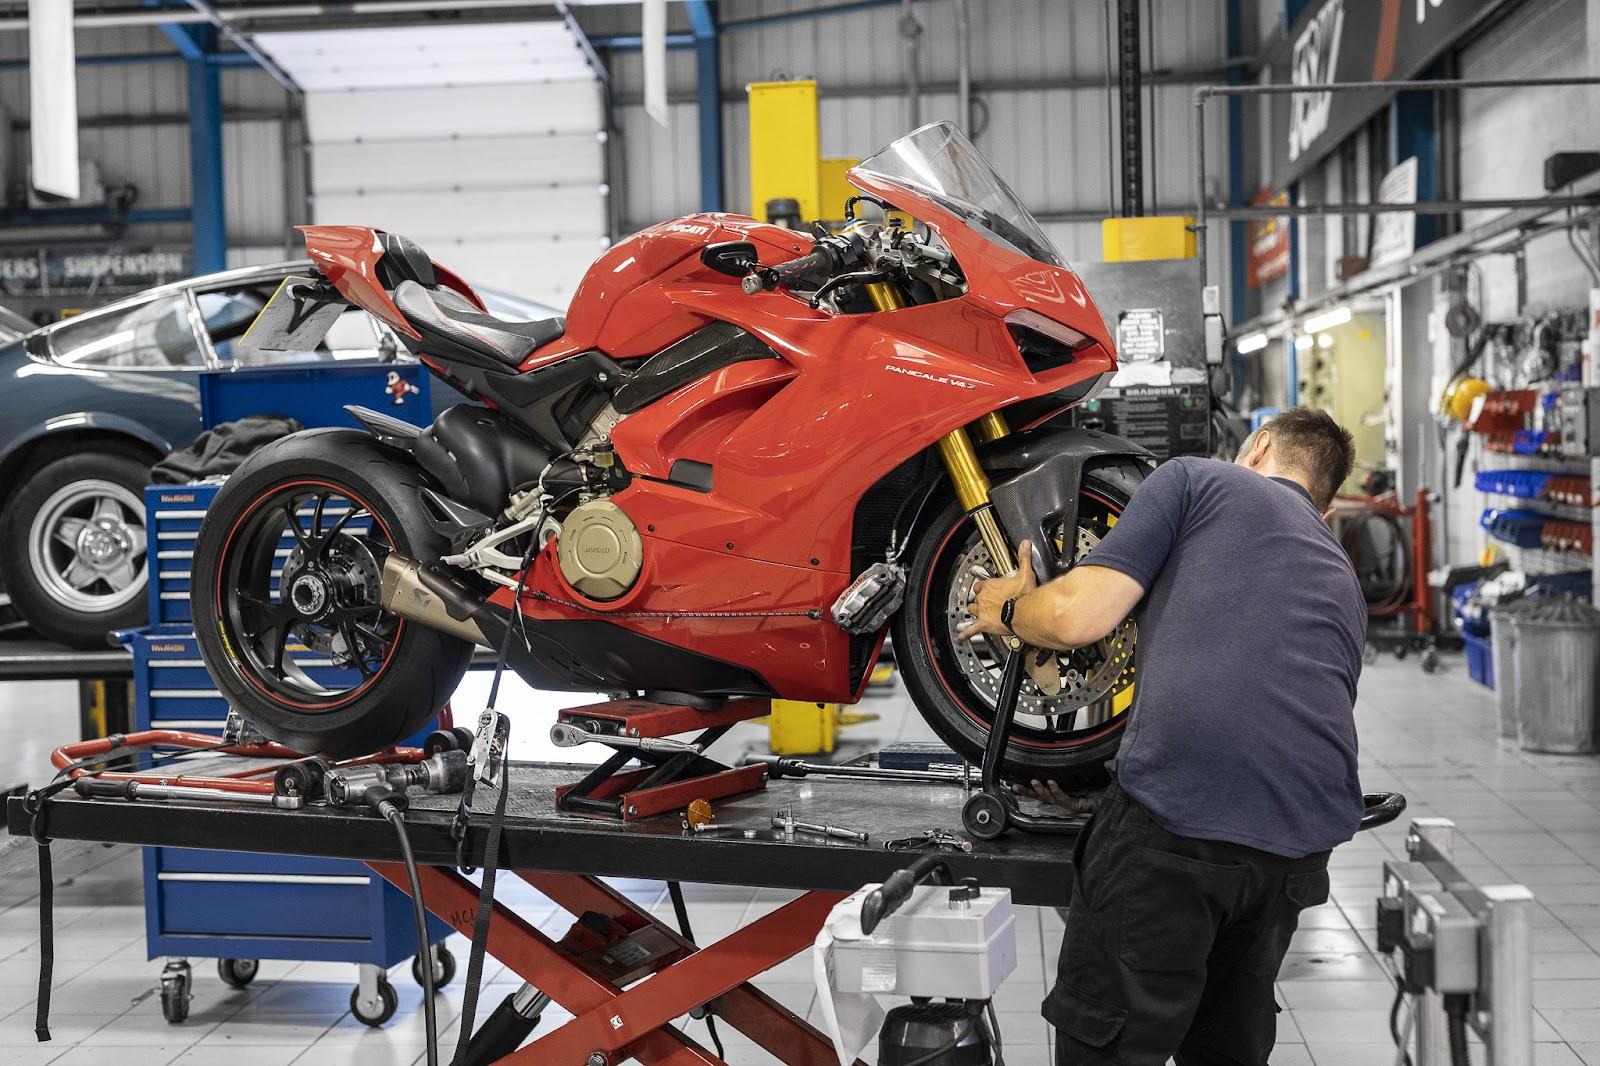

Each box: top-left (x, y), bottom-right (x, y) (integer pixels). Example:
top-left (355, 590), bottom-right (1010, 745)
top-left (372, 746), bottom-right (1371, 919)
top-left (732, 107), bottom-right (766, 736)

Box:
top-left (132, 626), bottom-right (448, 966)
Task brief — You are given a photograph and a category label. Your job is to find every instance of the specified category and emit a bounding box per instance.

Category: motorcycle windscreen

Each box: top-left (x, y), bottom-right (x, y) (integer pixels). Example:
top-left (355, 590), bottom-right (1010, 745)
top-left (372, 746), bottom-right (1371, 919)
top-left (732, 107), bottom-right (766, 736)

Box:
top-left (237, 275), bottom-right (347, 357)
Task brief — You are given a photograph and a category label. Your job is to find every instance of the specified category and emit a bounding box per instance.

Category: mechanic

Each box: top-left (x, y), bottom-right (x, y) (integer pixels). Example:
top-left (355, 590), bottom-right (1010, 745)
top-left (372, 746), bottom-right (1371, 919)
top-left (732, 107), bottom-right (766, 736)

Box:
top-left (958, 407), bottom-right (1364, 1066)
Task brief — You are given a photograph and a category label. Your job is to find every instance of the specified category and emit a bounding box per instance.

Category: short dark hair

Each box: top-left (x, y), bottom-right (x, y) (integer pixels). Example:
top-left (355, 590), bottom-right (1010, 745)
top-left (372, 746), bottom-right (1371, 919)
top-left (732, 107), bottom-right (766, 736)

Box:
top-left (1252, 407), bottom-right (1355, 510)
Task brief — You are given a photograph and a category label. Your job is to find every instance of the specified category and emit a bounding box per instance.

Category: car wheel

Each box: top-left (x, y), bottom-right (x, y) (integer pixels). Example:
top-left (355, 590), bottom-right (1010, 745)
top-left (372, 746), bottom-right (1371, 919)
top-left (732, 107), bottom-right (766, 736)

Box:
top-left (0, 451), bottom-right (153, 648)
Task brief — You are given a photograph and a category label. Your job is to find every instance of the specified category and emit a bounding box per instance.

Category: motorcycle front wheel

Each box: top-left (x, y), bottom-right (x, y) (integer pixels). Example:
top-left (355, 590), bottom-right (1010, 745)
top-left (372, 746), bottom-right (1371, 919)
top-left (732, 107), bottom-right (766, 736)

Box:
top-left (192, 428), bottom-right (474, 757)
top-left (891, 461), bottom-right (1146, 790)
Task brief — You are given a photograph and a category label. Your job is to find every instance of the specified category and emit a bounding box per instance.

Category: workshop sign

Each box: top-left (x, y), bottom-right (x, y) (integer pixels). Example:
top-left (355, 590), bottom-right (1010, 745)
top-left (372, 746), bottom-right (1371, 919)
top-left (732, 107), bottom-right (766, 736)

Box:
top-left (0, 246), bottom-right (191, 295)
top-left (1267, 0), bottom-right (1512, 187)
top-left (1369, 156), bottom-right (1419, 267)
top-left (1247, 189), bottom-right (1291, 289)
top-left (1116, 308), bottom-right (1165, 362)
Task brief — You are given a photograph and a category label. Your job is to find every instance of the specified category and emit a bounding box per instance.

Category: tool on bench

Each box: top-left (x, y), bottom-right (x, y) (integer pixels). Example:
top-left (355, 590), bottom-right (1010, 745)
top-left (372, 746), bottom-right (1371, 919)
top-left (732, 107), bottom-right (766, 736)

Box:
top-left (744, 752), bottom-right (975, 787)
top-left (772, 806), bottom-right (870, 843)
top-left (552, 696), bottom-right (770, 820)
top-left (885, 828), bottom-right (975, 853)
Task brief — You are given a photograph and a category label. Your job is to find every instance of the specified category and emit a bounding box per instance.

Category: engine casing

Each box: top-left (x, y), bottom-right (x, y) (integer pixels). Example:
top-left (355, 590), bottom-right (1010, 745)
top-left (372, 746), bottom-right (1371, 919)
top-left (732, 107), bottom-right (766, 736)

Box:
top-left (557, 499), bottom-right (643, 600)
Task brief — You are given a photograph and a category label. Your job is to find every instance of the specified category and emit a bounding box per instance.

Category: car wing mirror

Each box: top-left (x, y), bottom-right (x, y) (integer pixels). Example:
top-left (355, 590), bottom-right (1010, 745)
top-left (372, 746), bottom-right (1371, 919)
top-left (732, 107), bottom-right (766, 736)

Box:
top-left (701, 241), bottom-right (759, 278)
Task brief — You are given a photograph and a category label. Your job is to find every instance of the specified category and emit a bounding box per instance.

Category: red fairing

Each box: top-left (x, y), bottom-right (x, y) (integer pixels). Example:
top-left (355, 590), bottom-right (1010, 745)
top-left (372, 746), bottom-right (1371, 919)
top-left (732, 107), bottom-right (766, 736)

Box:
top-left (471, 209), bottom-right (1115, 701)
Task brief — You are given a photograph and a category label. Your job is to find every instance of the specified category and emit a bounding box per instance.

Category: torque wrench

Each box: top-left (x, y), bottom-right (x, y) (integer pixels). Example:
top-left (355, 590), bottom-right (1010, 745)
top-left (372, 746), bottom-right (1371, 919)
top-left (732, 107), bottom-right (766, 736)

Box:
top-left (549, 722), bottom-right (703, 755)
top-left (743, 753), bottom-right (968, 785)
top-left (73, 778), bottom-right (280, 806)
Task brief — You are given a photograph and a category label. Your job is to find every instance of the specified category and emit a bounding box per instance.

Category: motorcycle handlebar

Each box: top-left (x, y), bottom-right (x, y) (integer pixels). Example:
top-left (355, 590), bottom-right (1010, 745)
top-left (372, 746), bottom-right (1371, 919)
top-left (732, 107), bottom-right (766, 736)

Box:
top-left (741, 246), bottom-right (841, 295)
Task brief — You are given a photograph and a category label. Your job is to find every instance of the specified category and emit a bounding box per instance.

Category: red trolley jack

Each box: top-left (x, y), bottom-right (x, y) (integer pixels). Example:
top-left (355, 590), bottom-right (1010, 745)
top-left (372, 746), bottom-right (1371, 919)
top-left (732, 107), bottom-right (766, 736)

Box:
top-left (550, 697), bottom-right (772, 820)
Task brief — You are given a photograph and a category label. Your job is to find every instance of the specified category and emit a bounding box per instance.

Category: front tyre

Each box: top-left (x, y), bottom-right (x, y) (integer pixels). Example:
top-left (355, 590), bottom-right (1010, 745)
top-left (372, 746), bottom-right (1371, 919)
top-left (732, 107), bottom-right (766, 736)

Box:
top-left (892, 461), bottom-right (1146, 790)
top-left (192, 428), bottom-right (473, 757)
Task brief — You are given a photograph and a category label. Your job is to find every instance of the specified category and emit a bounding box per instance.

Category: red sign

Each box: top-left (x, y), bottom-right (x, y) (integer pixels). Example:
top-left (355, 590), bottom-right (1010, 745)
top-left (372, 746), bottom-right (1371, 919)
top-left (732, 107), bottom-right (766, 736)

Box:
top-left (1247, 189), bottom-right (1290, 289)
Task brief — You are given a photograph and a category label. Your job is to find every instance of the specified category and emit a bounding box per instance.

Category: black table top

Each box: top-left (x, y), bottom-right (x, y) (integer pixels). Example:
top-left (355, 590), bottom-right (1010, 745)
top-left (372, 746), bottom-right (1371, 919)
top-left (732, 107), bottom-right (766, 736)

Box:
top-left (8, 761), bottom-right (1075, 906)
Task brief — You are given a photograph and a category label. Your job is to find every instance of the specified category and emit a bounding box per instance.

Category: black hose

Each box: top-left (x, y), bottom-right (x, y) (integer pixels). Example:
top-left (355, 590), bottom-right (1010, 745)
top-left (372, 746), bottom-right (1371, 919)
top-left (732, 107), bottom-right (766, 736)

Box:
top-left (381, 799), bottom-right (437, 1066)
top-left (1444, 994), bottom-right (1471, 1066)
top-left (1389, 983), bottom-right (1413, 1066)
top-left (666, 882), bottom-right (725, 1060)
top-left (1340, 509), bottom-right (1411, 611)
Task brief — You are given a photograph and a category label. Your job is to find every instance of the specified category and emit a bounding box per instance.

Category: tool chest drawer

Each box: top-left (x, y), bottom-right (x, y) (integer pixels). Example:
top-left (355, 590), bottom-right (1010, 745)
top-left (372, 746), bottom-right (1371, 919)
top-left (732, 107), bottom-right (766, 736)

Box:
top-left (145, 484), bottom-right (218, 628)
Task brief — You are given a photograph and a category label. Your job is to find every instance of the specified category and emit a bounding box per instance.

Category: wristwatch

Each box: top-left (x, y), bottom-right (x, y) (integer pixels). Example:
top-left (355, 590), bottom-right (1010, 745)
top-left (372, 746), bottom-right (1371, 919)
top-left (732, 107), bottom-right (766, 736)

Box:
top-left (1000, 597), bottom-right (1018, 634)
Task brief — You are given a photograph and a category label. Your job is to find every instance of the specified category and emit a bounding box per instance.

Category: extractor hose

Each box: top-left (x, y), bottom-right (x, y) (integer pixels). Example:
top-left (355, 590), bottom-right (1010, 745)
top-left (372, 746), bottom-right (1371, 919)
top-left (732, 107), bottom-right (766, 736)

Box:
top-left (1443, 993), bottom-right (1471, 1066)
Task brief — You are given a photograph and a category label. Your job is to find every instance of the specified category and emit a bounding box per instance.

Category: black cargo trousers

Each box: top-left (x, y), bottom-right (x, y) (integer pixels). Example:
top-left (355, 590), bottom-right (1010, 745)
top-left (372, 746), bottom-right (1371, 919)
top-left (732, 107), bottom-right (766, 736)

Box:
top-left (1044, 780), bottom-right (1331, 1065)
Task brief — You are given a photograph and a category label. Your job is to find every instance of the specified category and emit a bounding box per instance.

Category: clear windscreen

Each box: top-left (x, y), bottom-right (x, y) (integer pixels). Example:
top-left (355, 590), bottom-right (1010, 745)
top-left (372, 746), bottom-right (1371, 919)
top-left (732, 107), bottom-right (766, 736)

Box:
top-left (854, 121), bottom-right (1064, 268)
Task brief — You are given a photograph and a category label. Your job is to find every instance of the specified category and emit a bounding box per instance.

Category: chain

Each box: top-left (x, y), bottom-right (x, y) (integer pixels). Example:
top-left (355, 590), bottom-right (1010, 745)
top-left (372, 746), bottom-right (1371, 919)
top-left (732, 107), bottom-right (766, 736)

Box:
top-left (527, 590), bottom-right (821, 621)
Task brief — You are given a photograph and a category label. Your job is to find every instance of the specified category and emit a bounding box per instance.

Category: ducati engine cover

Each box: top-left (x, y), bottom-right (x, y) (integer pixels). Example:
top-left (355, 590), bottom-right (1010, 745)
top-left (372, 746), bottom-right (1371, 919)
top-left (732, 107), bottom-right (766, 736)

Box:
top-left (557, 499), bottom-right (644, 600)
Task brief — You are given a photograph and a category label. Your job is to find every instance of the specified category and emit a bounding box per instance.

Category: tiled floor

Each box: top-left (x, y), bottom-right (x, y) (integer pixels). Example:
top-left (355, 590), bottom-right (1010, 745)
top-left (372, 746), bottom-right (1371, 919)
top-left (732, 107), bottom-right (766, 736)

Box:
top-left (0, 654), bottom-right (1597, 1065)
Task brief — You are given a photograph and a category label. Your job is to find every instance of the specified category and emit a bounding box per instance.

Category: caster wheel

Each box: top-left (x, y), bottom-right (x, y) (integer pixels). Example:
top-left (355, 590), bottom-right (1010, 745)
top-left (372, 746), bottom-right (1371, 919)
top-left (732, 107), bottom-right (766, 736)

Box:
top-left (350, 977), bottom-right (399, 1027)
top-left (1362, 642), bottom-right (1378, 666)
top-left (412, 945), bottom-right (456, 989)
top-left (962, 792), bottom-right (1009, 841)
top-left (1421, 648), bottom-right (1440, 674)
top-left (217, 957), bottom-right (259, 989)
top-left (159, 960), bottom-right (192, 1024)
top-left (1393, 646), bottom-right (1408, 661)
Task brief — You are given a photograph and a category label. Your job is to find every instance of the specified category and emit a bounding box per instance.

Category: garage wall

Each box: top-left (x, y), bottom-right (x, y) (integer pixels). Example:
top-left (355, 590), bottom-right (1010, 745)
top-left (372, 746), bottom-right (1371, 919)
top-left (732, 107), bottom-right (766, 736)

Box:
top-left (0, 25), bottom-right (301, 261)
top-left (1457, 0), bottom-right (1596, 321)
top-left (593, 0), bottom-right (1232, 271)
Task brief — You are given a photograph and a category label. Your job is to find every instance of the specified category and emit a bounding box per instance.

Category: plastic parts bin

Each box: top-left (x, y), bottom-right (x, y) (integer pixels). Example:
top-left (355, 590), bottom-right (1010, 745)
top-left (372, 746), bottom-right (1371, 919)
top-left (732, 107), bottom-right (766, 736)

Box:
top-left (1462, 631), bottom-right (1494, 689)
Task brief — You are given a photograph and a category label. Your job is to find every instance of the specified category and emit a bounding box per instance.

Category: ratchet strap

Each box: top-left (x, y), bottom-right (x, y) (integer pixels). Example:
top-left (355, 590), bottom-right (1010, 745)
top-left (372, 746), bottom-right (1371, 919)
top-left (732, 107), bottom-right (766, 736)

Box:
top-left (22, 783), bottom-right (69, 1042)
top-left (451, 734), bottom-right (510, 1066)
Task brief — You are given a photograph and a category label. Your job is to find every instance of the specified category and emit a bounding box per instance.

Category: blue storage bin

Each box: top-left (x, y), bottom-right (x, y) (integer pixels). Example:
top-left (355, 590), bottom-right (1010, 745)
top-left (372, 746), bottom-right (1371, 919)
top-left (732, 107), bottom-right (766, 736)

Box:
top-left (1452, 581), bottom-right (1489, 638)
top-left (1474, 469), bottom-right (1552, 499)
top-left (1480, 508), bottom-right (1548, 549)
top-left (1462, 631), bottom-right (1494, 689)
top-left (127, 627), bottom-right (448, 970)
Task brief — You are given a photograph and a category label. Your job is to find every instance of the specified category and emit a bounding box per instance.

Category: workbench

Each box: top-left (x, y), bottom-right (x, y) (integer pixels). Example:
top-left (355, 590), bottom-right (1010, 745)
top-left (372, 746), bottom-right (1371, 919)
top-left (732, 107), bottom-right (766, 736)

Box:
top-left (8, 760), bottom-right (1072, 1066)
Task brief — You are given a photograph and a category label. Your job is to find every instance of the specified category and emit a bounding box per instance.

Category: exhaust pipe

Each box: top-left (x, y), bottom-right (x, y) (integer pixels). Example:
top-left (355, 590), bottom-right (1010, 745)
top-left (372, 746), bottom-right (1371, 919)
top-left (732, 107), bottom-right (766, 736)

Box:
top-left (379, 554), bottom-right (494, 647)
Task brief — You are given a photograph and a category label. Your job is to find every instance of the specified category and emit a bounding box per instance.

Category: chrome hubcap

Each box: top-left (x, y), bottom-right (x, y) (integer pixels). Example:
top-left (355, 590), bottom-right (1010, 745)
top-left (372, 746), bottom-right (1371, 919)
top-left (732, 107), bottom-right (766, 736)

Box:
top-left (29, 480), bottom-right (148, 613)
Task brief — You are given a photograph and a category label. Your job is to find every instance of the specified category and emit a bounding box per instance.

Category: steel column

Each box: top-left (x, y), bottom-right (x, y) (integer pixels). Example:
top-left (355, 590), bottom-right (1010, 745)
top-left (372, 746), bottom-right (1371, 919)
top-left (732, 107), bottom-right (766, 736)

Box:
top-left (686, 0), bottom-right (725, 213)
top-left (165, 24), bottom-right (227, 275)
top-left (1390, 88), bottom-right (1437, 248)
top-left (1115, 0), bottom-right (1143, 217)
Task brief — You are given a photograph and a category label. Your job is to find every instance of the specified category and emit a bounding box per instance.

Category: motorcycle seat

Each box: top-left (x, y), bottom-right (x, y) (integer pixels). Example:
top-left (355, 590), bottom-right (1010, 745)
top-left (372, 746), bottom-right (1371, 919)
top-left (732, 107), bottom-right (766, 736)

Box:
top-left (392, 279), bottom-right (565, 368)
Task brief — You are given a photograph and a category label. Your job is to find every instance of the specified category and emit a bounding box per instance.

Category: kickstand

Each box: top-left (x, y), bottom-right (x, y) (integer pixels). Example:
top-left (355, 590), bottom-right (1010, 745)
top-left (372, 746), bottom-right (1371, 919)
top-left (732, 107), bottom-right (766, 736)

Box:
top-left (960, 645), bottom-right (1087, 840)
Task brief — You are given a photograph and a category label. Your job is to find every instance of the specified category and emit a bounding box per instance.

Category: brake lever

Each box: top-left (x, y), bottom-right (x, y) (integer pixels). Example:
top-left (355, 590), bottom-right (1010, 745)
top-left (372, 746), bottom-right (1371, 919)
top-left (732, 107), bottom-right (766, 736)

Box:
top-left (808, 269), bottom-right (894, 309)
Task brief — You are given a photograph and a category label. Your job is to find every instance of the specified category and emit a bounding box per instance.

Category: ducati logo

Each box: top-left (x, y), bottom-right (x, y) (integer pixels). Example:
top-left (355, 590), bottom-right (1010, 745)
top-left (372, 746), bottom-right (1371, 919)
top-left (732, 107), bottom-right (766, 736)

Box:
top-left (663, 221), bottom-right (713, 237)
top-left (385, 370), bottom-right (420, 405)
top-left (1013, 269), bottom-right (1087, 309)
top-left (1288, 0), bottom-right (1345, 162)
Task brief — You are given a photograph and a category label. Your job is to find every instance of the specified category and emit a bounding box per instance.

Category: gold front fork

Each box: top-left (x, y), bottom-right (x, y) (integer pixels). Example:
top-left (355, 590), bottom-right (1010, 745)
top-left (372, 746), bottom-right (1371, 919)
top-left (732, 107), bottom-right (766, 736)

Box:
top-left (937, 414), bottom-right (1063, 695)
top-left (936, 424), bottom-right (1014, 574)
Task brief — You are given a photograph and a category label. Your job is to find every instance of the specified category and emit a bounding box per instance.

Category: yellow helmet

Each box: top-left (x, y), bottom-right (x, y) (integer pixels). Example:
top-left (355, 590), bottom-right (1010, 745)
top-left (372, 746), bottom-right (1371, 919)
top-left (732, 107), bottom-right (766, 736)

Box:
top-left (1447, 377), bottom-right (1490, 423)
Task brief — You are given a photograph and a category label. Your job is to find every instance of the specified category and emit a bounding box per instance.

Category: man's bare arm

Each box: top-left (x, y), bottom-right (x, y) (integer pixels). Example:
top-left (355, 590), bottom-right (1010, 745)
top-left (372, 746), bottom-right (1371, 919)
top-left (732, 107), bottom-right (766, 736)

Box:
top-left (1009, 564), bottom-right (1145, 650)
top-left (957, 538), bottom-right (1145, 651)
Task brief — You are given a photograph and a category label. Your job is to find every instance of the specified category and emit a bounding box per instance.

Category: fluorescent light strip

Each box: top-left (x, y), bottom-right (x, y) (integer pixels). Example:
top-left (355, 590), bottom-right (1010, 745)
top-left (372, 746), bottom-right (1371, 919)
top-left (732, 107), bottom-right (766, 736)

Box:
top-left (1303, 306), bottom-right (1352, 334)
top-left (1234, 332), bottom-right (1268, 354)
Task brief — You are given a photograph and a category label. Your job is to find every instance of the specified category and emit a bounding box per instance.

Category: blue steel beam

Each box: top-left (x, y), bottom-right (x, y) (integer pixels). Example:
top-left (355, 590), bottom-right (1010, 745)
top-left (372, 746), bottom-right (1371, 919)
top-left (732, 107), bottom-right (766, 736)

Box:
top-left (0, 205), bottom-right (192, 226)
top-left (1226, 0), bottom-right (1248, 403)
top-left (1390, 90), bottom-right (1437, 249)
top-left (163, 23), bottom-right (227, 274)
top-left (685, 0), bottom-right (724, 212)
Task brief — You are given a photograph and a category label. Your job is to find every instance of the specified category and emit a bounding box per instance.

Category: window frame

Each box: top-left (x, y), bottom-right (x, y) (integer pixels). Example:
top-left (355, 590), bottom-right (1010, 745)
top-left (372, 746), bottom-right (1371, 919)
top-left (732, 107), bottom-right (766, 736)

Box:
top-left (43, 288), bottom-right (212, 372)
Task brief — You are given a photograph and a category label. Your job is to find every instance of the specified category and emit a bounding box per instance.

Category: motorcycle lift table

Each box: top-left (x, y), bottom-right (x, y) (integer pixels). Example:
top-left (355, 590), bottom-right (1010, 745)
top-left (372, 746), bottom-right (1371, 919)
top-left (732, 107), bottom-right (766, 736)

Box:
top-left (8, 760), bottom-right (1073, 1066)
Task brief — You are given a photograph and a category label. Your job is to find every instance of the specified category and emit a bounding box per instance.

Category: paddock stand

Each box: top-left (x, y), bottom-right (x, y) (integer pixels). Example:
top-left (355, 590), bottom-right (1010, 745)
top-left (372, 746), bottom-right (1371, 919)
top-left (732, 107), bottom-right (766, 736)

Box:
top-left (960, 646), bottom-right (1086, 840)
top-left (959, 645), bottom-right (1411, 840)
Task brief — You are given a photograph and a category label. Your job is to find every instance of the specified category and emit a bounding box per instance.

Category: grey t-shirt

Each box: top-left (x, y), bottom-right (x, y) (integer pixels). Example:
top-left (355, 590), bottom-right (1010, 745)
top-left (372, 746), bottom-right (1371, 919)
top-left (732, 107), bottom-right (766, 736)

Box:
top-left (1080, 457), bottom-right (1366, 858)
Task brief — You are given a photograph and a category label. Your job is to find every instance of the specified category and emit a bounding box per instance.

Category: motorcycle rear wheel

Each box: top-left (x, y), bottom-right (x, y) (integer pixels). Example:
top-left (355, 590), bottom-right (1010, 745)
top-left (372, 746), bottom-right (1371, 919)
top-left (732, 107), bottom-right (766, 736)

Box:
top-left (192, 429), bottom-right (474, 757)
top-left (892, 461), bottom-right (1146, 790)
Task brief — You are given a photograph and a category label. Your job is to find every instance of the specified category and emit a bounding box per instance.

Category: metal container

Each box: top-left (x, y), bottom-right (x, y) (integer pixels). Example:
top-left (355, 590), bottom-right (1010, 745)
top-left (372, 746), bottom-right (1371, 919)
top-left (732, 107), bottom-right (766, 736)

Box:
top-left (1489, 597), bottom-right (1544, 739)
top-left (1511, 599), bottom-right (1600, 754)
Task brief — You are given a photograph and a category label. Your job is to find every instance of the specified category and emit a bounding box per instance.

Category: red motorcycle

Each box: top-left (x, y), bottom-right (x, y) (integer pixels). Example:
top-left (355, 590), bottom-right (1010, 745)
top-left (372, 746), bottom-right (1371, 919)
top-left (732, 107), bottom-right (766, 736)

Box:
top-left (192, 122), bottom-right (1149, 786)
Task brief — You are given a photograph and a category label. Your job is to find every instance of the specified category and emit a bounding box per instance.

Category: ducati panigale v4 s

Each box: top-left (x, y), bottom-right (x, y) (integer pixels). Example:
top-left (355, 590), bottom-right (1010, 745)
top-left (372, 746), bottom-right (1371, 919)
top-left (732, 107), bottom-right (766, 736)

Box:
top-left (192, 122), bottom-right (1152, 787)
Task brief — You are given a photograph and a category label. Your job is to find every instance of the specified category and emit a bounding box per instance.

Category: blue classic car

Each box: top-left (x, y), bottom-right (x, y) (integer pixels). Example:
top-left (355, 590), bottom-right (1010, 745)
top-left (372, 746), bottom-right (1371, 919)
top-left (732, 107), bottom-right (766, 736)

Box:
top-left (0, 262), bottom-right (556, 647)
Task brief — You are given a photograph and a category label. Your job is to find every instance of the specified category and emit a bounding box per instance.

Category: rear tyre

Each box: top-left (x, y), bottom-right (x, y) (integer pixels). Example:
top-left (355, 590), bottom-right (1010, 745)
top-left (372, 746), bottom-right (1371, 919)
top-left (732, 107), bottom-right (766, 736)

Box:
top-left (192, 428), bottom-right (473, 757)
top-left (892, 461), bottom-right (1146, 790)
top-left (0, 451), bottom-right (153, 648)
